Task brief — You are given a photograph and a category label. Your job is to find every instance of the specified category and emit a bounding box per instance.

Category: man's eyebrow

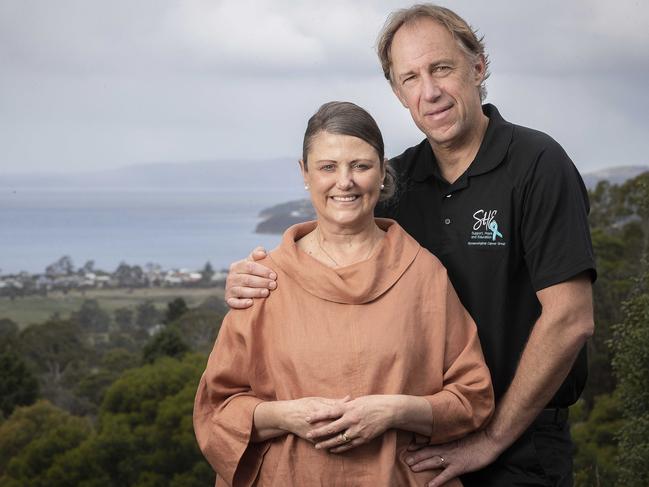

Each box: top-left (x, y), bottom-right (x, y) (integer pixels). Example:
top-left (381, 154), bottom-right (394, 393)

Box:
top-left (396, 69), bottom-right (416, 82)
top-left (395, 59), bottom-right (455, 81)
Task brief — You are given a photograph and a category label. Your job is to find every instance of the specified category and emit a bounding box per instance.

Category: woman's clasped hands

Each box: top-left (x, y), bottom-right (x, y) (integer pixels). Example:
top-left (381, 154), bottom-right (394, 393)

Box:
top-left (290, 395), bottom-right (399, 454)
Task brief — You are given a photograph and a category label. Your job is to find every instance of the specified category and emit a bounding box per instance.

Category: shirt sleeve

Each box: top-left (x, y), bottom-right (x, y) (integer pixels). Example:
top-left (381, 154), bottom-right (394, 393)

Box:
top-left (425, 277), bottom-right (495, 444)
top-left (519, 138), bottom-right (597, 291)
top-left (193, 310), bottom-right (268, 486)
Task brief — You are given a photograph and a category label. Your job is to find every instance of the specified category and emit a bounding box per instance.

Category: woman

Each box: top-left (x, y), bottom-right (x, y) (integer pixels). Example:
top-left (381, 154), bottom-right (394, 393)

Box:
top-left (194, 101), bottom-right (494, 486)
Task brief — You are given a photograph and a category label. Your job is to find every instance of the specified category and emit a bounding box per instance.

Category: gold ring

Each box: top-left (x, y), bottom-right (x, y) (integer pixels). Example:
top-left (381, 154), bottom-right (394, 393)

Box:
top-left (342, 433), bottom-right (350, 442)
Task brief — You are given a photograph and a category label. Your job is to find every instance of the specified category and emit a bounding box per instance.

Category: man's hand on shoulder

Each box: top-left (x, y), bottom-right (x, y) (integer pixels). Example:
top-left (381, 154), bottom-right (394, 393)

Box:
top-left (225, 247), bottom-right (277, 309)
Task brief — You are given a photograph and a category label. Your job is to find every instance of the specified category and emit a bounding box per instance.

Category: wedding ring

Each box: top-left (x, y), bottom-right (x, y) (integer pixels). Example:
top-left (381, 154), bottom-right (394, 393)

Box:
top-left (341, 432), bottom-right (350, 442)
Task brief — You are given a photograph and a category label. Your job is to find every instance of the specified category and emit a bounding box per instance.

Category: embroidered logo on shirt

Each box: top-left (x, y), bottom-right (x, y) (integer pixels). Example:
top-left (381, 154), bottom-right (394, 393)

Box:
top-left (468, 209), bottom-right (506, 247)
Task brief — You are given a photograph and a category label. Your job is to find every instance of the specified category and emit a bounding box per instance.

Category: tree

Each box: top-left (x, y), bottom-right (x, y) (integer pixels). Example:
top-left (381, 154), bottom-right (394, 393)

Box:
top-left (45, 256), bottom-right (74, 277)
top-left (164, 298), bottom-right (189, 324)
top-left (79, 260), bottom-right (95, 275)
top-left (199, 295), bottom-right (228, 314)
top-left (0, 318), bottom-right (18, 340)
top-left (135, 301), bottom-right (161, 330)
top-left (19, 319), bottom-right (87, 385)
top-left (114, 307), bottom-right (134, 330)
top-left (0, 350), bottom-right (39, 418)
top-left (571, 394), bottom-right (622, 486)
top-left (584, 172), bottom-right (649, 405)
top-left (0, 400), bottom-right (92, 485)
top-left (142, 328), bottom-right (189, 364)
top-left (610, 270), bottom-right (649, 486)
top-left (76, 348), bottom-right (138, 408)
top-left (0, 319), bottom-right (19, 352)
top-left (82, 354), bottom-right (212, 486)
top-left (114, 262), bottom-right (145, 288)
top-left (200, 261), bottom-right (214, 285)
top-left (72, 300), bottom-right (111, 333)
top-left (173, 307), bottom-right (224, 353)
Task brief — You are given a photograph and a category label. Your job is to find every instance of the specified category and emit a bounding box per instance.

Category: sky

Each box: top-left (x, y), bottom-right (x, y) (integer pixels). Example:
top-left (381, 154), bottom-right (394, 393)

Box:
top-left (1, 0), bottom-right (648, 175)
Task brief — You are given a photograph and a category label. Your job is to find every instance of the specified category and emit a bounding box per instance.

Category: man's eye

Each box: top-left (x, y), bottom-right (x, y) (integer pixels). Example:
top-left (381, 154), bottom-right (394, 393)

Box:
top-left (433, 65), bottom-right (451, 73)
top-left (320, 165), bottom-right (335, 171)
top-left (402, 75), bottom-right (415, 85)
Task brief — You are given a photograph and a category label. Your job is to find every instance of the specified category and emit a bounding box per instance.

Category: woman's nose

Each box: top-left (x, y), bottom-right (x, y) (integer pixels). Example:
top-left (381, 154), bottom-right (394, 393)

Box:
top-left (336, 171), bottom-right (353, 190)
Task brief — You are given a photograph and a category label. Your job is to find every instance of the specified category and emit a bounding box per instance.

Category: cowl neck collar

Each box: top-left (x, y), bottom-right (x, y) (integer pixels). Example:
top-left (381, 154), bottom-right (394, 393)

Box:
top-left (269, 218), bottom-right (420, 304)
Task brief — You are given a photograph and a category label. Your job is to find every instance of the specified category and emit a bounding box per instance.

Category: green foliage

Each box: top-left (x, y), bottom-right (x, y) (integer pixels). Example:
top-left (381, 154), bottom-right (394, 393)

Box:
top-left (0, 400), bottom-right (92, 485)
top-left (114, 306), bottom-right (134, 330)
top-left (18, 319), bottom-right (87, 383)
top-left (135, 300), bottom-right (162, 330)
top-left (0, 318), bottom-right (18, 341)
top-left (142, 327), bottom-right (190, 364)
top-left (584, 172), bottom-right (649, 404)
top-left (570, 171), bottom-right (649, 483)
top-left (171, 307), bottom-right (224, 353)
top-left (0, 318), bottom-right (19, 354)
top-left (165, 297), bottom-right (189, 324)
top-left (0, 350), bottom-right (39, 418)
top-left (73, 299), bottom-right (111, 332)
top-left (45, 255), bottom-right (75, 277)
top-left (91, 354), bottom-right (210, 486)
top-left (114, 262), bottom-right (145, 288)
top-left (572, 394), bottom-right (623, 486)
top-left (0, 355), bottom-right (212, 486)
top-left (610, 274), bottom-right (649, 486)
top-left (200, 261), bottom-right (215, 285)
top-left (75, 349), bottom-right (139, 407)
top-left (0, 294), bottom-right (222, 485)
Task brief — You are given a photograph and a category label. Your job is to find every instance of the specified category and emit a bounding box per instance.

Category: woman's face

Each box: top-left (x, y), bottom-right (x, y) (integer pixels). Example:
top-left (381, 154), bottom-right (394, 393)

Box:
top-left (301, 131), bottom-right (385, 231)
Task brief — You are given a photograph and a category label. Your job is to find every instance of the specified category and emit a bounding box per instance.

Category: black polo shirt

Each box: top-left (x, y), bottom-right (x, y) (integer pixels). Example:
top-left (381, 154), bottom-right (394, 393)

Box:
top-left (376, 104), bottom-right (596, 406)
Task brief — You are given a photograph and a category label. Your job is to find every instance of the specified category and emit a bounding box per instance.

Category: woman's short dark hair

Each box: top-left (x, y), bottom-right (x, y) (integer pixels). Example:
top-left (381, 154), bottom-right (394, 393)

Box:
top-left (302, 101), bottom-right (396, 201)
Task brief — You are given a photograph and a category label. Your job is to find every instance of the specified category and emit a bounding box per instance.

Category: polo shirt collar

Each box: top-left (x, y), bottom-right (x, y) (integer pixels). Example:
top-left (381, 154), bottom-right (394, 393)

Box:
top-left (410, 104), bottom-right (514, 183)
top-left (467, 104), bottom-right (514, 177)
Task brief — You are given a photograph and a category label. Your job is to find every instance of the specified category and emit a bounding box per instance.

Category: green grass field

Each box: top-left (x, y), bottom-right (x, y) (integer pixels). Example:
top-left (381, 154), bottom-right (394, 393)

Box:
top-left (0, 287), bottom-right (225, 329)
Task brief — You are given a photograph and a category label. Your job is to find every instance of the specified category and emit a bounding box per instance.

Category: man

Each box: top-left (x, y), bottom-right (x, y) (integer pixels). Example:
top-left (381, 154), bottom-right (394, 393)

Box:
top-left (225, 5), bottom-right (595, 486)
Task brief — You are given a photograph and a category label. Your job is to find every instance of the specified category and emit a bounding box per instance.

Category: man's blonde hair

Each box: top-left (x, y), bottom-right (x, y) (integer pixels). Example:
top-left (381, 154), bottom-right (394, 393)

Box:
top-left (376, 3), bottom-right (490, 101)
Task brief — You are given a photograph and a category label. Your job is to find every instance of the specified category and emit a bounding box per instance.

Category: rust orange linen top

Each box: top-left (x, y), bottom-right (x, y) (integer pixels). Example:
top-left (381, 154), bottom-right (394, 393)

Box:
top-left (194, 219), bottom-right (494, 486)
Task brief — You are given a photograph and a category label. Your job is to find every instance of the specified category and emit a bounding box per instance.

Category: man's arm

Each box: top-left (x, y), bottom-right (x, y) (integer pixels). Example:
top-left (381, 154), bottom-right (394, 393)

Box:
top-left (225, 247), bottom-right (277, 309)
top-left (407, 273), bottom-right (594, 486)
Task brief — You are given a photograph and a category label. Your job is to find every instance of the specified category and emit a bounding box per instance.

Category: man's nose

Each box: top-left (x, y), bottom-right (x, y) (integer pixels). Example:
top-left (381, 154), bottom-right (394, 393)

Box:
top-left (422, 73), bottom-right (442, 101)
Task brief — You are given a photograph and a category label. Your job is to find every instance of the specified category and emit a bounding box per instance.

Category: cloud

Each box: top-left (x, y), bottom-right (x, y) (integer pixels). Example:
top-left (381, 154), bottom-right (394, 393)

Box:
top-left (0, 0), bottom-right (647, 173)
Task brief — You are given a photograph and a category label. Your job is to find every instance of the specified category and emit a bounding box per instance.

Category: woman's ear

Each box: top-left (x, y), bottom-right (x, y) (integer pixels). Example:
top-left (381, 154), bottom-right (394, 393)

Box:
top-left (299, 159), bottom-right (309, 188)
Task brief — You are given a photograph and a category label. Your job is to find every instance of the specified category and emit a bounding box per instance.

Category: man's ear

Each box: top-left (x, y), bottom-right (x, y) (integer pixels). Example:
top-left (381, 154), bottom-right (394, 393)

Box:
top-left (473, 54), bottom-right (487, 87)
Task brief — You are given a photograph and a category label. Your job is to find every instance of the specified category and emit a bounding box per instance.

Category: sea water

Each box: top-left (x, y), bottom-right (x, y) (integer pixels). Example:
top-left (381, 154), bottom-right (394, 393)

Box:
top-left (0, 188), bottom-right (303, 275)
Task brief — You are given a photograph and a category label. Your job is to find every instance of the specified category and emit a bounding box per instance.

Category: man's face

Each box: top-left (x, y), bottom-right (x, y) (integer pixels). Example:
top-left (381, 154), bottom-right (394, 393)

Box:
top-left (389, 17), bottom-right (485, 149)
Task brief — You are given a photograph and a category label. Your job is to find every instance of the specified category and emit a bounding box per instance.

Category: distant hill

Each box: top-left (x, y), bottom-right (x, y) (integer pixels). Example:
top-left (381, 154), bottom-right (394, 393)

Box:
top-left (256, 199), bottom-right (315, 234)
top-left (582, 165), bottom-right (648, 189)
top-left (254, 165), bottom-right (649, 234)
top-left (0, 158), bottom-right (303, 191)
top-left (4, 160), bottom-right (643, 193)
